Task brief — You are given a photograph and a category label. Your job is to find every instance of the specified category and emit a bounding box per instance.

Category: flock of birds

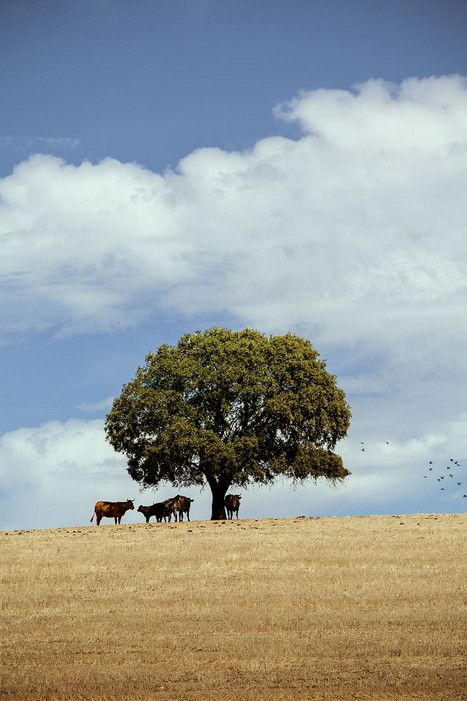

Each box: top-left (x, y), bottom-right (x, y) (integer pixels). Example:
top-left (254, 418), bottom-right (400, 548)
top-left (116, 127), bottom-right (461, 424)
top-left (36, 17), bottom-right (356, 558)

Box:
top-left (359, 440), bottom-right (466, 501)
top-left (422, 457), bottom-right (466, 499)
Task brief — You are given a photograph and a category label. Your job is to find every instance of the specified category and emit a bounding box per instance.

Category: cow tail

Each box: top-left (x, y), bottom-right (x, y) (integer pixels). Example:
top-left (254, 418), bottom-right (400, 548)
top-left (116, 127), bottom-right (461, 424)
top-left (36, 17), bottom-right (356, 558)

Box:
top-left (90, 512), bottom-right (95, 522)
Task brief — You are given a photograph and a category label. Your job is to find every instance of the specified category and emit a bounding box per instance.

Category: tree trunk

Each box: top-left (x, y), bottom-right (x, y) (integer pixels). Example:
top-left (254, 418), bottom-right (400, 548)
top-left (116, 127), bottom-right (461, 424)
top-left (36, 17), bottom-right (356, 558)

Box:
top-left (208, 479), bottom-right (229, 520)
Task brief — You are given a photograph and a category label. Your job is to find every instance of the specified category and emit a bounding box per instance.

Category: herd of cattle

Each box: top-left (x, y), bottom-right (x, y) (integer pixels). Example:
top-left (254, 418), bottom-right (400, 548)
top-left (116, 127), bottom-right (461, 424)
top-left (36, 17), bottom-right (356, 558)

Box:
top-left (90, 494), bottom-right (242, 525)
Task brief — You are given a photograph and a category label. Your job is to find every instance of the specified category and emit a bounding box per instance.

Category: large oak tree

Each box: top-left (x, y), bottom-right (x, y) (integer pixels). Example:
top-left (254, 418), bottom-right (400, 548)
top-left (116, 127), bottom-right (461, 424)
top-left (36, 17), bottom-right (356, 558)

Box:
top-left (105, 328), bottom-right (351, 519)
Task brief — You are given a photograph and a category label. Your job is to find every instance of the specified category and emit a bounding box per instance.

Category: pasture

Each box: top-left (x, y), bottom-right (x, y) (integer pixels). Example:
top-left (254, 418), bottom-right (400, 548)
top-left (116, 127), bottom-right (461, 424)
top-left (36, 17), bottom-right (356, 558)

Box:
top-left (1, 513), bottom-right (465, 700)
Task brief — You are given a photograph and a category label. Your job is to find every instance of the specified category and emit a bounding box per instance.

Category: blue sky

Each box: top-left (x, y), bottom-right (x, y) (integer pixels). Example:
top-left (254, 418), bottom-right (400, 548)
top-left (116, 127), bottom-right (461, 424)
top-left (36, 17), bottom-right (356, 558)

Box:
top-left (1, 0), bottom-right (466, 529)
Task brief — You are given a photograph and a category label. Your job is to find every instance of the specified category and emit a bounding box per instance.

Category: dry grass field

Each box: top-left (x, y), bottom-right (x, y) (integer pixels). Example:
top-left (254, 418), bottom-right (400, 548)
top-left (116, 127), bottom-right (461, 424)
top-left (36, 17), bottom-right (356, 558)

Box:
top-left (1, 513), bottom-right (466, 701)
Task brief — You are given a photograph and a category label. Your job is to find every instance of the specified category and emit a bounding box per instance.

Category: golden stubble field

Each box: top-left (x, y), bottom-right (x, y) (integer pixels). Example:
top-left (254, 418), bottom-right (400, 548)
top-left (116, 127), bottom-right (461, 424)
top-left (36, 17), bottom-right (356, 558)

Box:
top-left (1, 513), bottom-right (466, 701)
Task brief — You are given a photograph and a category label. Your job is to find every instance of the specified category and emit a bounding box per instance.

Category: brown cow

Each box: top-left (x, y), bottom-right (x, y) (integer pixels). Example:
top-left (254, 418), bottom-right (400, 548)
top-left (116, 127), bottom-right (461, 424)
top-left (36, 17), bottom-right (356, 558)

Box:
top-left (137, 499), bottom-right (176, 523)
top-left (225, 494), bottom-right (241, 519)
top-left (171, 495), bottom-right (194, 522)
top-left (91, 499), bottom-right (134, 525)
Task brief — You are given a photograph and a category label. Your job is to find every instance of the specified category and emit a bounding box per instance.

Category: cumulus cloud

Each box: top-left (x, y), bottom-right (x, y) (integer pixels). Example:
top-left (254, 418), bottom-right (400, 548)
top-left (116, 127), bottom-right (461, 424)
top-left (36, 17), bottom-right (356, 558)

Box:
top-left (274, 75), bottom-right (467, 153)
top-left (0, 419), bottom-right (131, 529)
top-left (1, 75), bottom-right (466, 347)
top-left (0, 415), bottom-right (465, 530)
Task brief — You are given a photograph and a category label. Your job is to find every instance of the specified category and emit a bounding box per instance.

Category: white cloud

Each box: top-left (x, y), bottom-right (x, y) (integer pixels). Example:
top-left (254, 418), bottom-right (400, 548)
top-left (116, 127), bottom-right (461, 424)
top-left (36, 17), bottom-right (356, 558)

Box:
top-left (79, 396), bottom-right (115, 413)
top-left (0, 419), bottom-right (131, 529)
top-left (0, 419), bottom-right (121, 488)
top-left (0, 136), bottom-right (80, 152)
top-left (0, 415), bottom-right (465, 530)
top-left (274, 75), bottom-right (467, 153)
top-left (0, 75), bottom-right (465, 347)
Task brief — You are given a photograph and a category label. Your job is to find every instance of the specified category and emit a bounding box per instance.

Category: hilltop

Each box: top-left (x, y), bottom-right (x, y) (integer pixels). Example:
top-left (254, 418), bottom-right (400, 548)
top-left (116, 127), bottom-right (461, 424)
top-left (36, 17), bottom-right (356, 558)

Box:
top-left (1, 513), bottom-right (465, 701)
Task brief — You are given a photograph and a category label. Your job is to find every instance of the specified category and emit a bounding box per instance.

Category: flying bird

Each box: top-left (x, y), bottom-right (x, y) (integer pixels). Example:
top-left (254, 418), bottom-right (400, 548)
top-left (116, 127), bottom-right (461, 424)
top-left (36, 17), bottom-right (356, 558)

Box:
top-left (429, 467), bottom-right (433, 471)
top-left (457, 482), bottom-right (462, 486)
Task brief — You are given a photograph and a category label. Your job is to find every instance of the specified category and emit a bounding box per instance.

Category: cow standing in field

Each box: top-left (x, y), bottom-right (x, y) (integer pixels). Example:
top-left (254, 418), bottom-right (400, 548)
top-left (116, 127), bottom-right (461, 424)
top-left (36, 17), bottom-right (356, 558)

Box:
top-left (91, 499), bottom-right (134, 525)
top-left (137, 499), bottom-right (176, 523)
top-left (225, 494), bottom-right (241, 519)
top-left (171, 495), bottom-right (194, 521)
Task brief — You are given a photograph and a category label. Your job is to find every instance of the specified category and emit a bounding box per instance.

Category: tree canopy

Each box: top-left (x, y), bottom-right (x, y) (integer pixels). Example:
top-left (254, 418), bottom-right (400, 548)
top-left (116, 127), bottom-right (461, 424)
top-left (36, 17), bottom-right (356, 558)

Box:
top-left (105, 327), bottom-right (351, 519)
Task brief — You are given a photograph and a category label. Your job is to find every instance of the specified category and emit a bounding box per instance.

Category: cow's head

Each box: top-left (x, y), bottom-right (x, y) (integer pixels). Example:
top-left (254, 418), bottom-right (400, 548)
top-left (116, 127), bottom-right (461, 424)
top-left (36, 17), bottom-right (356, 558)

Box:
top-left (137, 505), bottom-right (145, 513)
top-left (127, 499), bottom-right (135, 510)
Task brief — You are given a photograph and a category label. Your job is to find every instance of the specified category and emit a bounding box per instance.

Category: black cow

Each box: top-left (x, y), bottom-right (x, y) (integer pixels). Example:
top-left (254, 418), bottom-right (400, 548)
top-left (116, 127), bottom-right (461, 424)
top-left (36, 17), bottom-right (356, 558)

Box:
top-left (225, 494), bottom-right (241, 519)
top-left (137, 499), bottom-right (176, 523)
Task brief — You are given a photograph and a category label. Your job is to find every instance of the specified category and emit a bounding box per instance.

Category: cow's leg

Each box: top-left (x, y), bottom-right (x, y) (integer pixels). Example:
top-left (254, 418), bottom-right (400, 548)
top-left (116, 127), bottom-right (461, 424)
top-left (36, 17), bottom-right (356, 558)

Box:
top-left (236, 510), bottom-right (239, 519)
top-left (187, 511), bottom-right (190, 522)
top-left (179, 511), bottom-right (183, 522)
top-left (146, 516), bottom-right (150, 524)
top-left (96, 515), bottom-right (101, 526)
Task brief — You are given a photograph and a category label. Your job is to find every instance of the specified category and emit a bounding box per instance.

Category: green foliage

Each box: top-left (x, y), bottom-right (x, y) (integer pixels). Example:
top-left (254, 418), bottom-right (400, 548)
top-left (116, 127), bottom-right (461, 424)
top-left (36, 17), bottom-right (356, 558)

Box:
top-left (105, 328), bottom-right (351, 504)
